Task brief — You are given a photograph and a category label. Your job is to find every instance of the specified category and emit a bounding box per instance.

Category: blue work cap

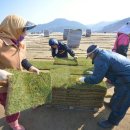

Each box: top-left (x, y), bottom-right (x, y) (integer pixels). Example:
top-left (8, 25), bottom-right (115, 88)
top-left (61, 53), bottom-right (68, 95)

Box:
top-left (49, 38), bottom-right (59, 46)
top-left (86, 45), bottom-right (98, 58)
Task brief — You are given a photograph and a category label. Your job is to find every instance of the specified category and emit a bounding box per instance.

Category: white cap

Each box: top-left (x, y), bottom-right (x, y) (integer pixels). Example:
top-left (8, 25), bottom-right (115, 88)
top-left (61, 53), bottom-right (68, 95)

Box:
top-left (117, 21), bottom-right (130, 35)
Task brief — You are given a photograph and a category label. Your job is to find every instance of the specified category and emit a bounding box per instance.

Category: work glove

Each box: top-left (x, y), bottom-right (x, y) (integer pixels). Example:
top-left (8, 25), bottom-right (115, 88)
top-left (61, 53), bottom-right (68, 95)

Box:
top-left (55, 48), bottom-right (58, 54)
top-left (78, 76), bottom-right (85, 83)
top-left (86, 71), bottom-right (93, 75)
top-left (0, 69), bottom-right (13, 80)
top-left (73, 56), bottom-right (78, 60)
top-left (29, 66), bottom-right (40, 75)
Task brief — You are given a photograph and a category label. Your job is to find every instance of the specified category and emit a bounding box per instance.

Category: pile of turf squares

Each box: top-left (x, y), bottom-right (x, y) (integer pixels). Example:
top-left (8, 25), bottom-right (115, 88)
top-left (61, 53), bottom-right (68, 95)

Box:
top-left (51, 68), bottom-right (107, 108)
top-left (5, 57), bottom-right (107, 115)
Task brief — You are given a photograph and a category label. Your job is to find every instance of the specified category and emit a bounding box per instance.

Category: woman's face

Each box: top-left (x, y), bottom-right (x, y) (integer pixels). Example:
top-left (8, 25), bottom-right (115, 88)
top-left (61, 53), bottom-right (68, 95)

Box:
top-left (19, 29), bottom-right (28, 38)
top-left (16, 30), bottom-right (27, 42)
top-left (21, 29), bottom-right (28, 37)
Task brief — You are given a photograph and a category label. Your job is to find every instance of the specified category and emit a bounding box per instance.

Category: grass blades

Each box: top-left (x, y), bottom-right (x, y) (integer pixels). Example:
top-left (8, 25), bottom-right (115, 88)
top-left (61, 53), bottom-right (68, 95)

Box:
top-left (53, 57), bottom-right (78, 66)
top-left (5, 57), bottom-right (107, 113)
top-left (5, 70), bottom-right (51, 115)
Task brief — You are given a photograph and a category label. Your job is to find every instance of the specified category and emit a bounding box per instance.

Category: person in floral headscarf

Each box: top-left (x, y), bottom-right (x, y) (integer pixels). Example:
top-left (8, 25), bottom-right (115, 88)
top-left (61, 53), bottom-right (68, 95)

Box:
top-left (0, 15), bottom-right (40, 130)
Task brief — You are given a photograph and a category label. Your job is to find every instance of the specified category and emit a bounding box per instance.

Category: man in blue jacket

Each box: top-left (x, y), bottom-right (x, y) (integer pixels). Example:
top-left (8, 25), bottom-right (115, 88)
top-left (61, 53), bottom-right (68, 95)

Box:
top-left (49, 38), bottom-right (77, 59)
top-left (78, 44), bottom-right (130, 128)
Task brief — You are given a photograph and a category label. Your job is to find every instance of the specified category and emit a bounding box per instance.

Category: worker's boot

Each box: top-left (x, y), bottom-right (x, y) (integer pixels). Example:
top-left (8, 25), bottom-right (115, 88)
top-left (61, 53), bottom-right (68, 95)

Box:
top-left (98, 120), bottom-right (114, 128)
top-left (9, 120), bottom-right (25, 130)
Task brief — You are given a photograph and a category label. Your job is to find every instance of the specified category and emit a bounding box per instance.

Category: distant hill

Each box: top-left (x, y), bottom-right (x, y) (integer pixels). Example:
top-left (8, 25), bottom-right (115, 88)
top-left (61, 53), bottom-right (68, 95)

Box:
top-left (87, 21), bottom-right (116, 32)
top-left (99, 17), bottom-right (130, 33)
top-left (30, 17), bottom-right (130, 33)
top-left (31, 18), bottom-right (87, 33)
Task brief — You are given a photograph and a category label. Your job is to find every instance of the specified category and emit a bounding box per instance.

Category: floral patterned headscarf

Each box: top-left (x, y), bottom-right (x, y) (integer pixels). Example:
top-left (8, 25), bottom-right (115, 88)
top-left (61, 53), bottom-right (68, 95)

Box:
top-left (0, 15), bottom-right (27, 40)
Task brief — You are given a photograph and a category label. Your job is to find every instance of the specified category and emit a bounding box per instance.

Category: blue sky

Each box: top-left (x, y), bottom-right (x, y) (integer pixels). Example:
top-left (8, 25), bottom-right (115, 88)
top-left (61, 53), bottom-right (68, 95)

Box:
top-left (0, 0), bottom-right (130, 25)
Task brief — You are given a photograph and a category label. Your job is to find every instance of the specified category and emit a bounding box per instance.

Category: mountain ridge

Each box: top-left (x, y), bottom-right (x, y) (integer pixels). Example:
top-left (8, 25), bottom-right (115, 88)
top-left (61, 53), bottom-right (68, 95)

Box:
top-left (30, 17), bottom-right (130, 33)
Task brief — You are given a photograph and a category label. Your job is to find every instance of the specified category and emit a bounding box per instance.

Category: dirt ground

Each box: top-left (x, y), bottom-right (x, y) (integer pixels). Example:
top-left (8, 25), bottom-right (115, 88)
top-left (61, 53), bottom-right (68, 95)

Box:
top-left (0, 33), bottom-right (130, 130)
top-left (0, 87), bottom-right (130, 130)
top-left (0, 89), bottom-right (130, 130)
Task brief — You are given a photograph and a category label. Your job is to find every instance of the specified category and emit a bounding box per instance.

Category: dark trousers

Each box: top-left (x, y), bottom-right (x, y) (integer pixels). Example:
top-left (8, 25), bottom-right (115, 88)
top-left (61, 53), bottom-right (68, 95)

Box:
top-left (109, 87), bottom-right (116, 107)
top-left (108, 86), bottom-right (130, 125)
top-left (0, 93), bottom-right (20, 123)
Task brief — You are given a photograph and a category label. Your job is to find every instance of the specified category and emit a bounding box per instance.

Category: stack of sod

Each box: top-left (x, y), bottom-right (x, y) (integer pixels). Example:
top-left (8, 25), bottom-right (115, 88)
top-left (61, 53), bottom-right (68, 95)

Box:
top-left (51, 68), bottom-right (107, 108)
top-left (29, 57), bottom-right (107, 108)
top-left (5, 70), bottom-right (51, 115)
top-left (53, 57), bottom-right (78, 66)
top-left (68, 75), bottom-right (106, 107)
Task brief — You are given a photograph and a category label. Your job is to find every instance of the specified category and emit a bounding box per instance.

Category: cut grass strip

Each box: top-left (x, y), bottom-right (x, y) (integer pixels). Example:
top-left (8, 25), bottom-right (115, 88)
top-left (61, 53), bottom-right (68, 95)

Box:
top-left (68, 75), bottom-right (107, 89)
top-left (53, 57), bottom-right (78, 66)
top-left (51, 69), bottom-right (107, 89)
top-left (5, 70), bottom-right (51, 115)
top-left (51, 67), bottom-right (70, 89)
top-left (30, 60), bottom-right (54, 70)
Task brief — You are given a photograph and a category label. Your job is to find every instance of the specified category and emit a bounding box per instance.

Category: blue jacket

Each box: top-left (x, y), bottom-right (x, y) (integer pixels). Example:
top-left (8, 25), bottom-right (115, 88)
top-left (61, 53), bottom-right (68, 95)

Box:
top-left (84, 48), bottom-right (130, 87)
top-left (51, 41), bottom-right (75, 58)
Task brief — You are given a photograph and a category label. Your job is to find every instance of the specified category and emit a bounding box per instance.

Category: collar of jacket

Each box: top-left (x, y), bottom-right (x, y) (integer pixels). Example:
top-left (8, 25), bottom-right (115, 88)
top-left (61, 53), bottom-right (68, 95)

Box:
top-left (92, 48), bottom-right (100, 64)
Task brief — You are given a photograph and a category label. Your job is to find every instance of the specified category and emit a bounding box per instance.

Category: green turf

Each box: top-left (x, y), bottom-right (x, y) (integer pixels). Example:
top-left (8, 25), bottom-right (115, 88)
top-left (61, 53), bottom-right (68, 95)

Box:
top-left (53, 57), bottom-right (78, 66)
top-left (30, 60), bottom-right (54, 70)
top-left (5, 57), bottom-right (108, 113)
top-left (50, 59), bottom-right (107, 108)
top-left (51, 68), bottom-right (106, 89)
top-left (51, 67), bottom-right (70, 89)
top-left (5, 70), bottom-right (51, 115)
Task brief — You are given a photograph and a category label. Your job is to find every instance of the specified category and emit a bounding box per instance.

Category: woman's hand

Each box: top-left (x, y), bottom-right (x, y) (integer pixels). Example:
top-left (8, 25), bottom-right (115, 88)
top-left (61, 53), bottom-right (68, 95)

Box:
top-left (29, 66), bottom-right (40, 75)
